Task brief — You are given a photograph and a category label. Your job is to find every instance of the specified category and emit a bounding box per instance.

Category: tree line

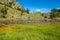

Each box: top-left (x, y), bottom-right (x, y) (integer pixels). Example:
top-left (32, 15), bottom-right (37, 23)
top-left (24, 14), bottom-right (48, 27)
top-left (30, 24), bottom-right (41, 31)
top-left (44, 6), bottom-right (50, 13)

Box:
top-left (50, 8), bottom-right (60, 19)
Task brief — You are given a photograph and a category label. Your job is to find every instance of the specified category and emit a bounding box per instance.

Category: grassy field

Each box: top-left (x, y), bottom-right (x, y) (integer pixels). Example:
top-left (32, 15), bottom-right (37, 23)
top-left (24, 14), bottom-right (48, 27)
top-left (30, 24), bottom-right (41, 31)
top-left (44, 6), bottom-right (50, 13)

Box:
top-left (0, 18), bottom-right (9, 22)
top-left (0, 23), bottom-right (60, 40)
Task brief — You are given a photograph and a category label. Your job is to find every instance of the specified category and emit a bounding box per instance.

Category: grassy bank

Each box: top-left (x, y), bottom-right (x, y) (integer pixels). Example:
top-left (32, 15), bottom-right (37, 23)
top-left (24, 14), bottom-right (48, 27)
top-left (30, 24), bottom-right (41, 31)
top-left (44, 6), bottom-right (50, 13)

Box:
top-left (0, 18), bottom-right (9, 22)
top-left (0, 23), bottom-right (60, 40)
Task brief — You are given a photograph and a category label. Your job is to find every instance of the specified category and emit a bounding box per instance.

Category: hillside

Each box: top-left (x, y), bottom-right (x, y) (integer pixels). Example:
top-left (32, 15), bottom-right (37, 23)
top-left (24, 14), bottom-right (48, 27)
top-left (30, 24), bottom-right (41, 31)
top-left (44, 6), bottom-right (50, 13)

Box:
top-left (0, 0), bottom-right (25, 19)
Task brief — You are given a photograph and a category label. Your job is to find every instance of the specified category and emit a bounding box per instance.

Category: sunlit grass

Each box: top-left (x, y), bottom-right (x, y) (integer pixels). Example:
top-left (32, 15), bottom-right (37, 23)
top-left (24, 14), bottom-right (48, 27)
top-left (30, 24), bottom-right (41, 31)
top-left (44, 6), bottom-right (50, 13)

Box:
top-left (0, 23), bottom-right (60, 40)
top-left (56, 18), bottom-right (60, 20)
top-left (0, 18), bottom-right (9, 22)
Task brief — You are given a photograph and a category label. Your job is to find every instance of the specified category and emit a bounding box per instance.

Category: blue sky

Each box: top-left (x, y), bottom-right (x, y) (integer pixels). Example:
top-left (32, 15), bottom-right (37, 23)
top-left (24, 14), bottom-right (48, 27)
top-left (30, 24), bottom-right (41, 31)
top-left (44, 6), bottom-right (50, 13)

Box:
top-left (16, 0), bottom-right (60, 13)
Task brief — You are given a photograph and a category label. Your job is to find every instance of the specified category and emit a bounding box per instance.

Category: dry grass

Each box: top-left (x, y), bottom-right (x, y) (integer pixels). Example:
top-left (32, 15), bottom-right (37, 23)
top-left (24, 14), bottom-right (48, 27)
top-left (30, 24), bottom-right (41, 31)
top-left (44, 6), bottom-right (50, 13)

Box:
top-left (0, 25), bottom-right (14, 32)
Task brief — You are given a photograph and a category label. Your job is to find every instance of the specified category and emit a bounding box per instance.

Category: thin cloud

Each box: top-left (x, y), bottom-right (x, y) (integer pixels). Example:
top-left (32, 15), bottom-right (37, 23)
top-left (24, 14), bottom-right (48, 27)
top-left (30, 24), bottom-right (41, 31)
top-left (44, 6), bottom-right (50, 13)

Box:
top-left (35, 9), bottom-right (41, 12)
top-left (29, 8), bottom-right (51, 13)
top-left (35, 8), bottom-right (51, 13)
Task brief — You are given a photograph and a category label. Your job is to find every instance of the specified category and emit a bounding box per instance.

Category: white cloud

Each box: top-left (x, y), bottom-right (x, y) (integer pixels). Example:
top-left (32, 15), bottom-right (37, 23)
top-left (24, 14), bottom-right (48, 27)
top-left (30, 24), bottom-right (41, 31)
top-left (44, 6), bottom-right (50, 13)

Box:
top-left (41, 8), bottom-right (48, 10)
top-left (35, 8), bottom-right (50, 13)
top-left (35, 9), bottom-right (41, 12)
top-left (40, 8), bottom-right (49, 13)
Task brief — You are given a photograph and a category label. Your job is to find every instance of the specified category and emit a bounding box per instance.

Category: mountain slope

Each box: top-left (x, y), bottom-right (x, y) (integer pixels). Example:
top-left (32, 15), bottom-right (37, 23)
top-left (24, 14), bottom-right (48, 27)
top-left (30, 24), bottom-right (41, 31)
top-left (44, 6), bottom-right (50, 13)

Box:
top-left (0, 0), bottom-right (25, 19)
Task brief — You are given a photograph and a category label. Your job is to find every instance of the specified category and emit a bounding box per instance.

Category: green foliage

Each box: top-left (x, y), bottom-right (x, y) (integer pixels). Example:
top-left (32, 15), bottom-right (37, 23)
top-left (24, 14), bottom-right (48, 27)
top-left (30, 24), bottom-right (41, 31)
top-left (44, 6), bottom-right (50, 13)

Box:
top-left (0, 2), bottom-right (2, 4)
top-left (8, 2), bottom-right (13, 7)
top-left (50, 14), bottom-right (53, 19)
top-left (41, 14), bottom-right (44, 16)
top-left (44, 16), bottom-right (47, 18)
top-left (26, 8), bottom-right (30, 14)
top-left (57, 9), bottom-right (60, 17)
top-left (50, 8), bottom-right (60, 18)
top-left (17, 7), bottom-right (21, 11)
top-left (58, 9), bottom-right (60, 12)
top-left (0, 5), bottom-right (7, 18)
top-left (51, 8), bottom-right (57, 18)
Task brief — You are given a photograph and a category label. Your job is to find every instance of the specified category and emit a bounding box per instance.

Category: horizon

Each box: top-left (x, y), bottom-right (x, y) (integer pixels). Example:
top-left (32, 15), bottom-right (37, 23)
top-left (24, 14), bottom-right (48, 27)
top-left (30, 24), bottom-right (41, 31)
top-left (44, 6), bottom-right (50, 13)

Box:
top-left (16, 0), bottom-right (60, 13)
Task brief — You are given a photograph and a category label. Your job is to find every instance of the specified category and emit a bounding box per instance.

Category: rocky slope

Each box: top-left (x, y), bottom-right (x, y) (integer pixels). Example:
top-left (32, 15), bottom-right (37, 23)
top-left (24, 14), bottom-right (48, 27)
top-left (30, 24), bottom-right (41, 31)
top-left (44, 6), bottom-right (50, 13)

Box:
top-left (0, 0), bottom-right (25, 19)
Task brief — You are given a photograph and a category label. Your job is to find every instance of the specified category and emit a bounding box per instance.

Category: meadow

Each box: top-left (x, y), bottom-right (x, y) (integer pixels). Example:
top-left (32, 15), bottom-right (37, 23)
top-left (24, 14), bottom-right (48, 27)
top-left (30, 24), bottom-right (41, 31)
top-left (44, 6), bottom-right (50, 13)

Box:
top-left (0, 23), bottom-right (60, 40)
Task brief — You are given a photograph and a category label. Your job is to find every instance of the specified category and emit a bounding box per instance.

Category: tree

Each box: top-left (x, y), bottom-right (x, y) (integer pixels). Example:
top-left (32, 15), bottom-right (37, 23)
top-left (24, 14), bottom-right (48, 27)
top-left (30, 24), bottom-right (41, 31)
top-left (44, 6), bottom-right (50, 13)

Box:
top-left (44, 16), bottom-right (47, 18)
top-left (44, 16), bottom-right (47, 21)
top-left (26, 8), bottom-right (30, 14)
top-left (58, 9), bottom-right (60, 12)
top-left (1, 4), bottom-right (7, 18)
top-left (57, 9), bottom-right (60, 17)
top-left (8, 2), bottom-right (13, 7)
top-left (17, 7), bottom-right (21, 11)
top-left (50, 13), bottom-right (53, 19)
top-left (50, 8), bottom-right (57, 18)
top-left (21, 10), bottom-right (25, 16)
top-left (41, 14), bottom-right (44, 16)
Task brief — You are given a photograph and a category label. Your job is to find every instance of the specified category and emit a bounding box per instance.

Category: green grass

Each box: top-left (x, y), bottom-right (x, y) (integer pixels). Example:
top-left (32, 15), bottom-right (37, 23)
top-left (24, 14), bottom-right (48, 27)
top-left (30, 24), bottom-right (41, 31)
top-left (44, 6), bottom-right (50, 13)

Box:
top-left (0, 23), bottom-right (60, 40)
top-left (55, 18), bottom-right (60, 20)
top-left (0, 18), bottom-right (9, 22)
